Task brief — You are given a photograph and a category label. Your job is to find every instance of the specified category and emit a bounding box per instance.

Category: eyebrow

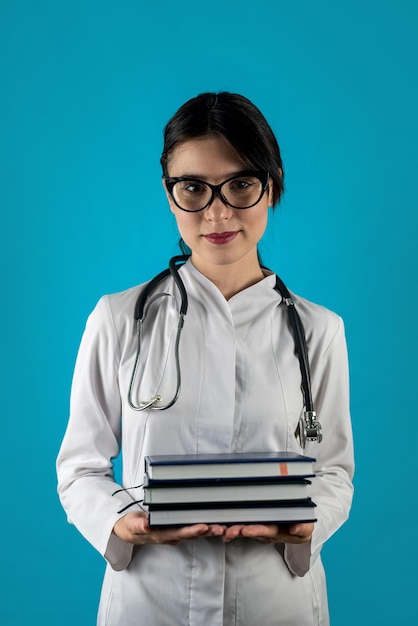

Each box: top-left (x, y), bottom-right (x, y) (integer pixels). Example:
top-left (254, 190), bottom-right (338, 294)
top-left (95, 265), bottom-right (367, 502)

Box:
top-left (172, 169), bottom-right (256, 181)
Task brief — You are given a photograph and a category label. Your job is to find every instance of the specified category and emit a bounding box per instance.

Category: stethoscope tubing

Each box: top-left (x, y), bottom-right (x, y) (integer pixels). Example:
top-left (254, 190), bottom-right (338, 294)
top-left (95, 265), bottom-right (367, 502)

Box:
top-left (272, 274), bottom-right (314, 414)
top-left (128, 255), bottom-right (321, 447)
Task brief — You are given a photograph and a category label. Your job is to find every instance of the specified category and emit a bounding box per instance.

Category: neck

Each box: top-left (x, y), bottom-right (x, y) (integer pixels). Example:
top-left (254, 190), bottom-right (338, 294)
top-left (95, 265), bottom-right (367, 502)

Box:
top-left (190, 252), bottom-right (265, 300)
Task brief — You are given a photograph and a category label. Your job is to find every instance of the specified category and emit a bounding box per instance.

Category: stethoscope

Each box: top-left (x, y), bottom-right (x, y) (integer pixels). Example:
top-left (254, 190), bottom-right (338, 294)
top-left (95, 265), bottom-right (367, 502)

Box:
top-left (127, 255), bottom-right (323, 449)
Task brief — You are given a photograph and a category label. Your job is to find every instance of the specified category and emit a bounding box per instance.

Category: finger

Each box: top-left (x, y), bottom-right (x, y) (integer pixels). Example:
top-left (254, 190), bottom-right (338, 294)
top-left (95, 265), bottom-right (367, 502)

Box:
top-left (223, 525), bottom-right (246, 542)
top-left (113, 512), bottom-right (150, 542)
top-left (154, 524), bottom-right (209, 543)
top-left (206, 524), bottom-right (227, 536)
top-left (174, 524), bottom-right (209, 539)
top-left (288, 522), bottom-right (314, 538)
top-left (240, 524), bottom-right (279, 540)
top-left (130, 523), bottom-right (208, 545)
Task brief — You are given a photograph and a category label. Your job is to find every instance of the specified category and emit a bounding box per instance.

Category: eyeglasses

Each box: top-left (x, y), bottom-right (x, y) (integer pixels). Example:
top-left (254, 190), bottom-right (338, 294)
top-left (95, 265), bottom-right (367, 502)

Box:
top-left (164, 170), bottom-right (270, 213)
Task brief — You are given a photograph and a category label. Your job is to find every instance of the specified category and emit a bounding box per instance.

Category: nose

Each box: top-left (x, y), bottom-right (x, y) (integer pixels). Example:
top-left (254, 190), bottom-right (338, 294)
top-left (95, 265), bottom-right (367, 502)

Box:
top-left (204, 192), bottom-right (232, 222)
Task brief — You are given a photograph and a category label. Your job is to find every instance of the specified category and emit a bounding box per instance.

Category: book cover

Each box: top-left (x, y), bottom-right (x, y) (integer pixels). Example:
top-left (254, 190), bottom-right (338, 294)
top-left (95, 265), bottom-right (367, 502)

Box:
top-left (143, 477), bottom-right (312, 505)
top-left (145, 451), bottom-right (316, 481)
top-left (148, 498), bottom-right (317, 526)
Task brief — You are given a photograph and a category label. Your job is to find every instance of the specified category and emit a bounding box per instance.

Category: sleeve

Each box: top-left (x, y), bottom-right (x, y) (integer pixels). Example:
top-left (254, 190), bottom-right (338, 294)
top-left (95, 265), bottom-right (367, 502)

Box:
top-left (56, 296), bottom-right (138, 571)
top-left (284, 316), bottom-right (354, 577)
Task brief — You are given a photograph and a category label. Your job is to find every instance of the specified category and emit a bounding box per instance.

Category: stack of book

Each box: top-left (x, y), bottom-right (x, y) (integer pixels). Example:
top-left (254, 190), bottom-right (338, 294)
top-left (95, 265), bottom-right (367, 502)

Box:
top-left (143, 451), bottom-right (317, 527)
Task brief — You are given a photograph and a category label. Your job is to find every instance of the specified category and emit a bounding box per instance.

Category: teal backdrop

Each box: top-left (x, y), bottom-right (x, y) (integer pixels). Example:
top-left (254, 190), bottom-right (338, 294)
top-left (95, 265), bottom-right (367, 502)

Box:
top-left (1, 1), bottom-right (417, 624)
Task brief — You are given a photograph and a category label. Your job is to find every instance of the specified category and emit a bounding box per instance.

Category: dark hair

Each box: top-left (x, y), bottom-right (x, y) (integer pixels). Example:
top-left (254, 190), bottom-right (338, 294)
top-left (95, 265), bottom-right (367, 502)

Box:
top-left (160, 92), bottom-right (284, 206)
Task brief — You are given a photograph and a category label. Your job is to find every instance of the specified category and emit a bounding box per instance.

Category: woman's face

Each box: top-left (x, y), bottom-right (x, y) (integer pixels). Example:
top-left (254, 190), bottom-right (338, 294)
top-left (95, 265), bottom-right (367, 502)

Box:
top-left (164, 135), bottom-right (272, 275)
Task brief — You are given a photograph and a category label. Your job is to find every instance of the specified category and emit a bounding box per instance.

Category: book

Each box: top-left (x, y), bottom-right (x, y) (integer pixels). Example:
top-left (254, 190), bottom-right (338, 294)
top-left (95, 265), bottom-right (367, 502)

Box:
top-left (148, 498), bottom-right (317, 526)
top-left (143, 477), bottom-right (311, 505)
top-left (145, 451), bottom-right (315, 481)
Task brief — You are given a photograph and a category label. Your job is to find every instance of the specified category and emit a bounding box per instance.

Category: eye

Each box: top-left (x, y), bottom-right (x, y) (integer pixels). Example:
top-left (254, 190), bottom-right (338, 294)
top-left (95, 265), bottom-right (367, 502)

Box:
top-left (179, 181), bottom-right (207, 194)
top-left (229, 178), bottom-right (257, 192)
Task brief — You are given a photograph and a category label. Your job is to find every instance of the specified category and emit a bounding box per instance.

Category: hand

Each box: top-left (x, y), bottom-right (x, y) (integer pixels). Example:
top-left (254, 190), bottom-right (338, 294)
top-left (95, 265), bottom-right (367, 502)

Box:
top-left (222, 522), bottom-right (314, 544)
top-left (113, 512), bottom-right (226, 546)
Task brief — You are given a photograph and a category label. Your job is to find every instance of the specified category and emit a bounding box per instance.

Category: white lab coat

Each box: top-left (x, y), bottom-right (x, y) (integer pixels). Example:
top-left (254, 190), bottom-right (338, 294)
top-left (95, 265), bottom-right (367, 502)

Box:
top-left (57, 260), bottom-right (354, 626)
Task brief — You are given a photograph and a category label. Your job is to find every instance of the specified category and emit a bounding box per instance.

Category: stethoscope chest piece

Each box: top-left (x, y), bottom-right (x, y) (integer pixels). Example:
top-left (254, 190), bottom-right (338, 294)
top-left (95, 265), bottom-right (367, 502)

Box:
top-left (296, 412), bottom-right (323, 448)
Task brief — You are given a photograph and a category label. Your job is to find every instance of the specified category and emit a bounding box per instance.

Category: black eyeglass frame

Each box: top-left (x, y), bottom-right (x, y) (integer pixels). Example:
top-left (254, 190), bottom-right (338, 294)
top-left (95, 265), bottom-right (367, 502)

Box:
top-left (163, 170), bottom-right (270, 213)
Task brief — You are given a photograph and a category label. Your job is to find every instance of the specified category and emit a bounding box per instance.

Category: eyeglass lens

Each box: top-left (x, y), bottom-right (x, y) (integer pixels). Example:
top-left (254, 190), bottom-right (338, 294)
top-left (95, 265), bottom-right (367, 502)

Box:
top-left (172, 175), bottom-right (265, 212)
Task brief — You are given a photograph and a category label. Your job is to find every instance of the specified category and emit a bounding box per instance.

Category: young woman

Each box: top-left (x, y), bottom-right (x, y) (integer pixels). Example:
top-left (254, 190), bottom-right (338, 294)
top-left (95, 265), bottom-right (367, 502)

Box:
top-left (57, 92), bottom-right (354, 625)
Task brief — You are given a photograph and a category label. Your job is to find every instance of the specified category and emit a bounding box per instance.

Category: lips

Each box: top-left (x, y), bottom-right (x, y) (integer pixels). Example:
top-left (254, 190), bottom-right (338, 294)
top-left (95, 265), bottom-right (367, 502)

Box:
top-left (202, 231), bottom-right (239, 245)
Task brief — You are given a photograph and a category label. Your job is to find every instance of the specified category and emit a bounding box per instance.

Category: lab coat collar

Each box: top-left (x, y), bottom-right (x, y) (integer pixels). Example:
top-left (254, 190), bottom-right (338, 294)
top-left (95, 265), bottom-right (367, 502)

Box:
top-left (179, 258), bottom-right (281, 307)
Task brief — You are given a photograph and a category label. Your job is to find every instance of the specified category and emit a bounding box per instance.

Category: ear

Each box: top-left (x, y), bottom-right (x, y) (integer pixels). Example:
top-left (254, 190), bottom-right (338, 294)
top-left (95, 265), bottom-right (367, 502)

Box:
top-left (162, 178), bottom-right (176, 214)
top-left (268, 177), bottom-right (275, 207)
top-left (269, 168), bottom-right (282, 207)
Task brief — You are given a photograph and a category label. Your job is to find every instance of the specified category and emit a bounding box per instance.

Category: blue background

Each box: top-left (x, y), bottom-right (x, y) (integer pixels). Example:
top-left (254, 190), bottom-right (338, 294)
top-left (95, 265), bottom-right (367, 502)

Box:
top-left (1, 1), bottom-right (417, 624)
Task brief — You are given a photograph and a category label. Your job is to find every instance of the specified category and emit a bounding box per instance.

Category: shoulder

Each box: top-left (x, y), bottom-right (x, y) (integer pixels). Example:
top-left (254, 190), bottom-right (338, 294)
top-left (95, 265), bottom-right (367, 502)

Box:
top-left (290, 292), bottom-right (345, 353)
top-left (86, 270), bottom-right (177, 334)
top-left (104, 283), bottom-right (145, 319)
top-left (85, 282), bottom-right (149, 337)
